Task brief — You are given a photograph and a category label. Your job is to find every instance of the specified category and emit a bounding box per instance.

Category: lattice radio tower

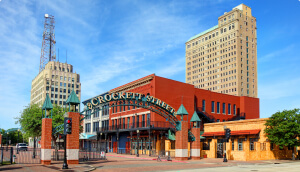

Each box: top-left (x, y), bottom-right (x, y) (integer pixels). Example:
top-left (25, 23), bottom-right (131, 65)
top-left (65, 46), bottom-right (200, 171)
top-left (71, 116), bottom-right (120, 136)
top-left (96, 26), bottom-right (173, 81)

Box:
top-left (39, 14), bottom-right (56, 73)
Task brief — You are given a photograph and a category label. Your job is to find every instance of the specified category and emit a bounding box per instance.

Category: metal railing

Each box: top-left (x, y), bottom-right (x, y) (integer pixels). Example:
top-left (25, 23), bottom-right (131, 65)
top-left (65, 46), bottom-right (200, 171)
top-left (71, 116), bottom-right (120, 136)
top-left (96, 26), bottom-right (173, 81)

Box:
top-left (97, 121), bottom-right (175, 132)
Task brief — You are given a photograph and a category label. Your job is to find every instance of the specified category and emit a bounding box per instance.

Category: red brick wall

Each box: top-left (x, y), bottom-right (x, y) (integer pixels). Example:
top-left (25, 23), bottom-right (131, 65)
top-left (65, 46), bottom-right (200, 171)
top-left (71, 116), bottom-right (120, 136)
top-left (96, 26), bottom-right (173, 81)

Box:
top-left (0, 134), bottom-right (2, 146)
top-left (108, 74), bottom-right (259, 126)
top-left (41, 118), bottom-right (52, 149)
top-left (175, 121), bottom-right (188, 149)
top-left (66, 112), bottom-right (80, 149)
top-left (154, 76), bottom-right (194, 122)
top-left (190, 128), bottom-right (200, 149)
top-left (240, 96), bottom-right (260, 119)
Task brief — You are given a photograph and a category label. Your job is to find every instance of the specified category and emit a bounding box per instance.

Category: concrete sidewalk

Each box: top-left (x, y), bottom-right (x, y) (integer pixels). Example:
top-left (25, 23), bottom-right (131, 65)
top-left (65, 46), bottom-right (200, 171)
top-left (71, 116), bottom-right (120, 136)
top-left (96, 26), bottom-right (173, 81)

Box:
top-left (0, 153), bottom-right (299, 172)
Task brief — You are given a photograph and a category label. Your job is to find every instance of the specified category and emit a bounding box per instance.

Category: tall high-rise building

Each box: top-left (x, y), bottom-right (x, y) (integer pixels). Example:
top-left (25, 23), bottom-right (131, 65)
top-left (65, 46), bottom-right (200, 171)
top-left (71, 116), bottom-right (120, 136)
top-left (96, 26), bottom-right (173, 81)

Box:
top-left (30, 61), bottom-right (81, 109)
top-left (185, 4), bottom-right (257, 97)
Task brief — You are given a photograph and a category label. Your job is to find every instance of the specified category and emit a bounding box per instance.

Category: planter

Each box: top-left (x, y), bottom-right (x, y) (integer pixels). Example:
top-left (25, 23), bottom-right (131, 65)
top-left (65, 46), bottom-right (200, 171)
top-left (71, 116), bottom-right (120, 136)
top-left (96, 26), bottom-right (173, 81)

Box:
top-left (203, 154), bottom-right (207, 158)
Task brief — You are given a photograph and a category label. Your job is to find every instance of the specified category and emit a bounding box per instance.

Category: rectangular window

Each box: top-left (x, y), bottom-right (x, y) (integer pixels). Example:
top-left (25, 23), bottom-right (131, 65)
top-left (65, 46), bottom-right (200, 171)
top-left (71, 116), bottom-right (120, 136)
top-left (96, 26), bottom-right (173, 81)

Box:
top-left (85, 123), bottom-right (91, 133)
top-left (132, 116), bottom-right (135, 128)
top-left (123, 118), bottom-right (125, 129)
top-left (270, 143), bottom-right (274, 150)
top-left (231, 139), bottom-right (234, 150)
top-left (233, 104), bottom-right (236, 115)
top-left (203, 139), bottom-right (211, 150)
top-left (147, 113), bottom-right (150, 127)
top-left (250, 138), bottom-right (255, 150)
top-left (141, 114), bottom-right (145, 127)
top-left (211, 101), bottom-right (215, 113)
top-left (93, 122), bottom-right (99, 132)
top-left (136, 115), bottom-right (139, 128)
top-left (217, 102), bottom-right (220, 113)
top-left (228, 104), bottom-right (231, 114)
top-left (222, 103), bottom-right (226, 114)
top-left (260, 143), bottom-right (266, 151)
top-left (238, 139), bottom-right (243, 151)
top-left (202, 100), bottom-right (206, 111)
top-left (127, 117), bottom-right (130, 129)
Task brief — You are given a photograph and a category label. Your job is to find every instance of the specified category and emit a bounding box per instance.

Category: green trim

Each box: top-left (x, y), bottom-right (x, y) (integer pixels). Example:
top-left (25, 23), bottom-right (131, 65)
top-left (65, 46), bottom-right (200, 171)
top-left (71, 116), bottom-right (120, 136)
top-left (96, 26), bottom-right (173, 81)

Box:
top-left (66, 90), bottom-right (80, 105)
top-left (42, 94), bottom-right (53, 110)
top-left (187, 25), bottom-right (218, 42)
top-left (200, 131), bottom-right (205, 139)
top-left (190, 111), bottom-right (201, 122)
top-left (176, 104), bottom-right (188, 115)
top-left (168, 129), bottom-right (176, 141)
top-left (176, 121), bottom-right (181, 131)
top-left (188, 130), bottom-right (196, 142)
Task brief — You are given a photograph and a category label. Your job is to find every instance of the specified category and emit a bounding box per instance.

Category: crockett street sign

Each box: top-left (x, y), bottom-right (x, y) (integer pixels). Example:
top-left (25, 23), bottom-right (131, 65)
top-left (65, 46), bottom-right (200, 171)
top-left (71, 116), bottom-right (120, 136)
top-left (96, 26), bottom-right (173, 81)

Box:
top-left (86, 92), bottom-right (176, 116)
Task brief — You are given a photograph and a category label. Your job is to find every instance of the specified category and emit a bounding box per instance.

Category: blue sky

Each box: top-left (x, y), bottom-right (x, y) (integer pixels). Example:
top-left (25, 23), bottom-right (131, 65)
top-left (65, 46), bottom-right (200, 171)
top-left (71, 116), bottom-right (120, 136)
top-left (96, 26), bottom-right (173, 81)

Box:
top-left (0, 0), bottom-right (299, 130)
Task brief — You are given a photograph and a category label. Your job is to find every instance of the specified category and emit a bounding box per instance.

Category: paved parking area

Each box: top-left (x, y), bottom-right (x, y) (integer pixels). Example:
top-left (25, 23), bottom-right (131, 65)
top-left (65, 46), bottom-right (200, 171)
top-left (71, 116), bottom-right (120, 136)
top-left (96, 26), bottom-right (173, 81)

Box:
top-left (0, 153), bottom-right (299, 172)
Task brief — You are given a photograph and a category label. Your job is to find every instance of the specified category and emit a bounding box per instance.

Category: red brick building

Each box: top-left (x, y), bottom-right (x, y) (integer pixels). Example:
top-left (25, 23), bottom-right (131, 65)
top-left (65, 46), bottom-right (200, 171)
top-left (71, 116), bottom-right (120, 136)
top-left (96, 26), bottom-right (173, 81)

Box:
top-left (83, 74), bottom-right (259, 156)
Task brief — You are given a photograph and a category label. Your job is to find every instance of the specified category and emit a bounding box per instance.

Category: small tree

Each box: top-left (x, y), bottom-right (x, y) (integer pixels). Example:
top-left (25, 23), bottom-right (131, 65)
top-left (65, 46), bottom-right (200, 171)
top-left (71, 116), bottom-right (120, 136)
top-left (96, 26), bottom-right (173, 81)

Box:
top-left (264, 108), bottom-right (300, 160)
top-left (16, 104), bottom-right (65, 149)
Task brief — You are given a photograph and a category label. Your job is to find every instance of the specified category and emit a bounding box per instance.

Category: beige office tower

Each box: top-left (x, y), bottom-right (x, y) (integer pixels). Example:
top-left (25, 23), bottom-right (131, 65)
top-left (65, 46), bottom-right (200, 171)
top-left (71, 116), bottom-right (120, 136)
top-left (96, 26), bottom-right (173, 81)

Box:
top-left (185, 4), bottom-right (257, 97)
top-left (30, 61), bottom-right (81, 109)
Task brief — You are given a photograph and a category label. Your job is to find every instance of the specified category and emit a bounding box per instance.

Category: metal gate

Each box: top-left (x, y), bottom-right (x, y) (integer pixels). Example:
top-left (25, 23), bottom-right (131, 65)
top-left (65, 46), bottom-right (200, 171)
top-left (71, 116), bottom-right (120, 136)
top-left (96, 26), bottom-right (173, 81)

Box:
top-left (51, 150), bottom-right (65, 161)
top-left (13, 148), bottom-right (41, 164)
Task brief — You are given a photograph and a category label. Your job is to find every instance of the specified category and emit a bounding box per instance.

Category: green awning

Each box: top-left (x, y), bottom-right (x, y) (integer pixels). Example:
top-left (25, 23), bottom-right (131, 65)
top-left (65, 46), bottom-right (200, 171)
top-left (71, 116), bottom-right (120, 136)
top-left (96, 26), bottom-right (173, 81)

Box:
top-left (200, 131), bottom-right (205, 139)
top-left (168, 130), bottom-right (176, 141)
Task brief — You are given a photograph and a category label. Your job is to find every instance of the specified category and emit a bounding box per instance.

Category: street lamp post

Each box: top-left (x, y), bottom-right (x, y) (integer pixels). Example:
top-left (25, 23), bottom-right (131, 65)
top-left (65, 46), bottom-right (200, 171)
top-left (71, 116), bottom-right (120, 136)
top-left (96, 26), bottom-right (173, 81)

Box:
top-left (17, 129), bottom-right (20, 154)
top-left (137, 130), bottom-right (140, 157)
top-left (223, 125), bottom-right (228, 162)
top-left (6, 132), bottom-right (9, 151)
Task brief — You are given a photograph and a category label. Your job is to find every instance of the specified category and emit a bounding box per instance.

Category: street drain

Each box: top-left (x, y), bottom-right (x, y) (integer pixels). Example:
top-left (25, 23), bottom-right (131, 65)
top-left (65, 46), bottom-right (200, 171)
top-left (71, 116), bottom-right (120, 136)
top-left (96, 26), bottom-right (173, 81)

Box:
top-left (274, 163), bottom-right (280, 164)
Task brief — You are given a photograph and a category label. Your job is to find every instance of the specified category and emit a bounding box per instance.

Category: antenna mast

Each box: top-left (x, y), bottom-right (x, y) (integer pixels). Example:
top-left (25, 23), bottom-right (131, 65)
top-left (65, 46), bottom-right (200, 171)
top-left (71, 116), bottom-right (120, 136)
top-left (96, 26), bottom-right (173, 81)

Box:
top-left (39, 14), bottom-right (56, 73)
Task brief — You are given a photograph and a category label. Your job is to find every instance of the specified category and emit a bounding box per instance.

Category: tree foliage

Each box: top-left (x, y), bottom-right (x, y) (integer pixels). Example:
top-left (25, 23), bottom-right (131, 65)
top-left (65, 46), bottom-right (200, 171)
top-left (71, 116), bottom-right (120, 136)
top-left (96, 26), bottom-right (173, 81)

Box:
top-left (0, 128), bottom-right (26, 145)
top-left (264, 108), bottom-right (300, 159)
top-left (16, 104), bottom-right (66, 139)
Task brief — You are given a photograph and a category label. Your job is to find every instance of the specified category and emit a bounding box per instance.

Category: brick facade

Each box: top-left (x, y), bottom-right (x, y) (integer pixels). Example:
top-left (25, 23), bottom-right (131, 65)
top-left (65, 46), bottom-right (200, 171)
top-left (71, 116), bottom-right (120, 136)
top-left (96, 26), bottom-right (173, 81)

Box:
top-left (109, 74), bottom-right (259, 128)
top-left (66, 112), bottom-right (80, 164)
top-left (175, 121), bottom-right (188, 160)
top-left (190, 127), bottom-right (201, 160)
top-left (41, 118), bottom-right (52, 165)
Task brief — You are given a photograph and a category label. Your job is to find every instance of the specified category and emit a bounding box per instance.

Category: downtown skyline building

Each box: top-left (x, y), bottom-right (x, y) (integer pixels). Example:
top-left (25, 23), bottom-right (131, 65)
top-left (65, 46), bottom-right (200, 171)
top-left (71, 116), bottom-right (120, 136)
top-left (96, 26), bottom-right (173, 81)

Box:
top-left (30, 61), bottom-right (81, 110)
top-left (185, 4), bottom-right (257, 97)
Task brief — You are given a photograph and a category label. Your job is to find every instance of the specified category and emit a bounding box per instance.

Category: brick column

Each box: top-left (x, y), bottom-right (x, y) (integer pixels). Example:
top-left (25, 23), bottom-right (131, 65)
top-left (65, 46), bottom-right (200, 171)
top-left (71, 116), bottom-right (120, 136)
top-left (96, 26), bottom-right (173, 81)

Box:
top-left (66, 112), bottom-right (80, 164)
top-left (0, 134), bottom-right (2, 147)
top-left (175, 121), bottom-right (188, 160)
top-left (190, 127), bottom-right (200, 160)
top-left (41, 118), bottom-right (52, 165)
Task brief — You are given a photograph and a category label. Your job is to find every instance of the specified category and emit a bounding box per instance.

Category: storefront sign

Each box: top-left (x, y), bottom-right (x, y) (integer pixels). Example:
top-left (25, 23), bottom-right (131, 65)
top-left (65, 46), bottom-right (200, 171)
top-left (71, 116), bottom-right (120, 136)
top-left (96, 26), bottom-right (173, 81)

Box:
top-left (86, 92), bottom-right (176, 115)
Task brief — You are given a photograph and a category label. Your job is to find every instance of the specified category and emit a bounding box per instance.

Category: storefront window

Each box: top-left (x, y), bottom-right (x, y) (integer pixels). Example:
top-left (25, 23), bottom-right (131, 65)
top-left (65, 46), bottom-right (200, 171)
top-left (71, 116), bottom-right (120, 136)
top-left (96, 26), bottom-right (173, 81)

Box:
top-left (250, 138), bottom-right (255, 150)
top-left (238, 139), bottom-right (243, 151)
top-left (203, 139), bottom-right (211, 150)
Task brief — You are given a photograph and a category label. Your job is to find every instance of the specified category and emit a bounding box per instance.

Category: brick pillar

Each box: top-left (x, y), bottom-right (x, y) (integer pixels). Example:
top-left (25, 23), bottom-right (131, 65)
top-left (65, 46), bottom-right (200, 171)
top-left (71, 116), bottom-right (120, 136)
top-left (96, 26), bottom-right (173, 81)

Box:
top-left (190, 127), bottom-right (200, 160)
top-left (175, 121), bottom-right (188, 160)
top-left (41, 118), bottom-right (52, 165)
top-left (0, 134), bottom-right (2, 147)
top-left (66, 112), bottom-right (80, 164)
